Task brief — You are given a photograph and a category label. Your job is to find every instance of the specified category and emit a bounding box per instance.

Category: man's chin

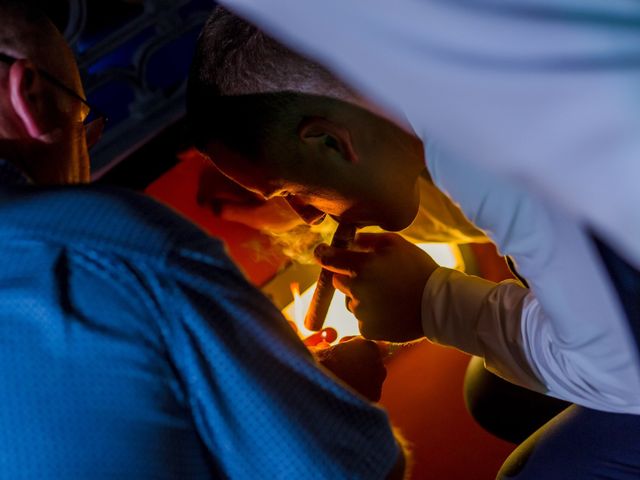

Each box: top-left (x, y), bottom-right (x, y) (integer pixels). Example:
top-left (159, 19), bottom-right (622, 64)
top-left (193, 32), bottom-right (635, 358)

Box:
top-left (378, 221), bottom-right (407, 232)
top-left (379, 211), bottom-right (417, 232)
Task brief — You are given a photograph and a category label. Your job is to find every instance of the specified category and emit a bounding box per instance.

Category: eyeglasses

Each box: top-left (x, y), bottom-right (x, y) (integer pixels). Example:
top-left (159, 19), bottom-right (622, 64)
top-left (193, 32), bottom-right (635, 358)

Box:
top-left (0, 52), bottom-right (107, 148)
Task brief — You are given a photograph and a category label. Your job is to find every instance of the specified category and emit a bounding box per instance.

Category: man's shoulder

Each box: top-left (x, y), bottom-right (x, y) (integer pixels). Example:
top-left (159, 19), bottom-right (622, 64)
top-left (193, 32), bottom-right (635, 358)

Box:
top-left (0, 184), bottom-right (216, 259)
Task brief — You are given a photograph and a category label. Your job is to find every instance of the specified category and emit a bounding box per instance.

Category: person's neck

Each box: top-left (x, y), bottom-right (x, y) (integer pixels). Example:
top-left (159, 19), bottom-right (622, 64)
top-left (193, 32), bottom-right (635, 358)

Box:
top-left (0, 139), bottom-right (81, 185)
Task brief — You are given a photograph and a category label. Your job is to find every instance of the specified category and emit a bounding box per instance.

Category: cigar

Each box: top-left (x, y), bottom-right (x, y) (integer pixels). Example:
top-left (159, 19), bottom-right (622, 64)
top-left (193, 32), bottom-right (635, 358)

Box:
top-left (304, 223), bottom-right (357, 331)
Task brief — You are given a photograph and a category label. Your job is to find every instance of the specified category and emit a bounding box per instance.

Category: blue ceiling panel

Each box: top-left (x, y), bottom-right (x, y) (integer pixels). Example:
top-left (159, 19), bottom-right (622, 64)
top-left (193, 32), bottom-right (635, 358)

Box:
top-left (60, 0), bottom-right (215, 177)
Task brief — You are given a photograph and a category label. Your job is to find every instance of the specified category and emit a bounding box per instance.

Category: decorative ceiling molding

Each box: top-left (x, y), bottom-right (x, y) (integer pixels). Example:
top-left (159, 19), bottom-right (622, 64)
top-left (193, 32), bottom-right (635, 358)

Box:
top-left (63, 0), bottom-right (87, 46)
top-left (60, 0), bottom-right (214, 177)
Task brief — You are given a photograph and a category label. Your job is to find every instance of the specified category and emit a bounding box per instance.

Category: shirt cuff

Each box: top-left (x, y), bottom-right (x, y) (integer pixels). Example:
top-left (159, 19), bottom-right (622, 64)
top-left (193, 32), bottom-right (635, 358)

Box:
top-left (422, 267), bottom-right (546, 392)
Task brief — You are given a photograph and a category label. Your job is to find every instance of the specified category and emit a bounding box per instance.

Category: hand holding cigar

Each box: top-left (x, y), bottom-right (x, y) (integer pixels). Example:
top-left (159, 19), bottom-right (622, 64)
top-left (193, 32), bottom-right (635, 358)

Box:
top-left (313, 232), bottom-right (439, 342)
top-left (304, 223), bottom-right (357, 331)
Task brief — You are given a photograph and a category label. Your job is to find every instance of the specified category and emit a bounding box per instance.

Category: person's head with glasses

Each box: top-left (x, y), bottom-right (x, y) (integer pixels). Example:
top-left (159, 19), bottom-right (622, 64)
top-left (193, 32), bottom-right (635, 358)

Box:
top-left (0, 1), bottom-right (103, 184)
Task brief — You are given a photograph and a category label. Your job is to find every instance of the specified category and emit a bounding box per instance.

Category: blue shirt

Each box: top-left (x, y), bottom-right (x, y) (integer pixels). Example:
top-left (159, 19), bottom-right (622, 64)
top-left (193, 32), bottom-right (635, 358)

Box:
top-left (0, 161), bottom-right (398, 479)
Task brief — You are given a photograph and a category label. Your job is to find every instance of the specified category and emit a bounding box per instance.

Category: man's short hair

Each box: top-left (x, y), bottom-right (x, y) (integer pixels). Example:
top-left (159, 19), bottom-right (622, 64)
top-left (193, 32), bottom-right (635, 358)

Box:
top-left (0, 0), bottom-right (73, 79)
top-left (187, 6), bottom-right (357, 158)
top-left (0, 1), bottom-right (55, 47)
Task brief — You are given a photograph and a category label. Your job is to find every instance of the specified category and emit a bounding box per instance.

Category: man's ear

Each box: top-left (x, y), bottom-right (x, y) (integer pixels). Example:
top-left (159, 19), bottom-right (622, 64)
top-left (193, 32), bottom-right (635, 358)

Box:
top-left (8, 59), bottom-right (51, 140)
top-left (298, 117), bottom-right (359, 164)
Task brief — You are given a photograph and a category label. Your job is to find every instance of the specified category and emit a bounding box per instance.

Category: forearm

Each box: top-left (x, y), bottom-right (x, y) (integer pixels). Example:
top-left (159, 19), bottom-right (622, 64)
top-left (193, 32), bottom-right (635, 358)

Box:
top-left (421, 267), bottom-right (546, 392)
top-left (423, 267), bottom-right (640, 411)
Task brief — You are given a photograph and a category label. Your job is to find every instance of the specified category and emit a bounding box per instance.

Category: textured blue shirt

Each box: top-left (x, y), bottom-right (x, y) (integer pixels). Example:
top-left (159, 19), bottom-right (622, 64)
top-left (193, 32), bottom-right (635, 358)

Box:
top-left (0, 161), bottom-right (399, 479)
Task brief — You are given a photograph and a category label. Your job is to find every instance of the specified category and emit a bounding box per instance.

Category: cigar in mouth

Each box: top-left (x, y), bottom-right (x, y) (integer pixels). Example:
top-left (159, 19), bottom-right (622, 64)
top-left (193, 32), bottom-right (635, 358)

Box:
top-left (304, 223), bottom-right (357, 331)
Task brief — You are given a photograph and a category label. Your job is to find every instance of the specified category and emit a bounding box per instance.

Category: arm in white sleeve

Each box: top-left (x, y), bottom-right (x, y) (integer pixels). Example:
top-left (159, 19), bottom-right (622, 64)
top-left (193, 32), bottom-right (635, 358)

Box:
top-left (423, 267), bottom-right (640, 413)
top-left (519, 292), bottom-right (640, 414)
top-left (421, 267), bottom-right (545, 393)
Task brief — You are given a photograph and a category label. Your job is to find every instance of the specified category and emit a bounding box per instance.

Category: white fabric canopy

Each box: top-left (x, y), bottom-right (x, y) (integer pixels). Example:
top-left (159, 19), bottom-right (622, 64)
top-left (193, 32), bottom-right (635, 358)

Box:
top-left (220, 0), bottom-right (640, 268)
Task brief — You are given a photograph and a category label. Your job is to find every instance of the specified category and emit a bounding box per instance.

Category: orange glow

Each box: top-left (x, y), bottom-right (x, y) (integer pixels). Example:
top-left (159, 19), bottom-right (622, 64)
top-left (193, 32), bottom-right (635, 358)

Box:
top-left (416, 243), bottom-right (462, 270)
top-left (283, 243), bottom-right (462, 342)
top-left (290, 281), bottom-right (304, 330)
top-left (284, 282), bottom-right (360, 342)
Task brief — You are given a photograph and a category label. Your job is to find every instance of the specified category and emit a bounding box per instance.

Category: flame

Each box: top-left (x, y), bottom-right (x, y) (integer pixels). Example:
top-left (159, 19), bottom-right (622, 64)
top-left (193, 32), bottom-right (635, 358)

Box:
top-left (283, 282), bottom-right (360, 342)
top-left (290, 282), bottom-right (304, 331)
top-left (415, 243), bottom-right (462, 270)
top-left (283, 243), bottom-right (461, 342)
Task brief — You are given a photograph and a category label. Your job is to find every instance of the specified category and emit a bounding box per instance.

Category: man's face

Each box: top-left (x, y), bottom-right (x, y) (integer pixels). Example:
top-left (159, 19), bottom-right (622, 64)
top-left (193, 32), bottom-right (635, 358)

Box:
top-left (7, 48), bottom-right (92, 184)
top-left (52, 59), bottom-right (91, 184)
top-left (205, 130), bottom-right (423, 232)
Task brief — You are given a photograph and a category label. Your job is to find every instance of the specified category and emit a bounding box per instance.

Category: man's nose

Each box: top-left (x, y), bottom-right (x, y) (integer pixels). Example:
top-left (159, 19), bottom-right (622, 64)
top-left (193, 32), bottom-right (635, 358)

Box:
top-left (285, 197), bottom-right (327, 225)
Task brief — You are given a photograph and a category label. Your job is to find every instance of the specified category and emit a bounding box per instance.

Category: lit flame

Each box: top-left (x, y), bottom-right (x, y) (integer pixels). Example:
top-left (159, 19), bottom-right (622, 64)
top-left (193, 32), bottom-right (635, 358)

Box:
top-left (283, 282), bottom-right (360, 342)
top-left (283, 243), bottom-right (462, 342)
top-left (416, 243), bottom-right (462, 270)
top-left (291, 281), bottom-right (304, 332)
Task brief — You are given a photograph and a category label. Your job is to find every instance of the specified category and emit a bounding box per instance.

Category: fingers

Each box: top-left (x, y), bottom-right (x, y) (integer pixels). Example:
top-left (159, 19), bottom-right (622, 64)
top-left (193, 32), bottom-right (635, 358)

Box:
top-left (314, 244), bottom-right (371, 275)
top-left (353, 232), bottom-right (402, 249)
top-left (332, 273), bottom-right (354, 297)
top-left (314, 232), bottom-right (406, 275)
top-left (331, 274), bottom-right (362, 317)
top-left (344, 294), bottom-right (353, 314)
top-left (343, 294), bottom-right (362, 318)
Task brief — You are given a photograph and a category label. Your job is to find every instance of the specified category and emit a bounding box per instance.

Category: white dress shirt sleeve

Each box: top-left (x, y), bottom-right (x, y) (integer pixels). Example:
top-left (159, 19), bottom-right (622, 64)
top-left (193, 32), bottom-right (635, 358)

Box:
top-left (422, 144), bottom-right (640, 413)
top-left (422, 267), bottom-right (640, 413)
top-left (422, 267), bottom-right (545, 393)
